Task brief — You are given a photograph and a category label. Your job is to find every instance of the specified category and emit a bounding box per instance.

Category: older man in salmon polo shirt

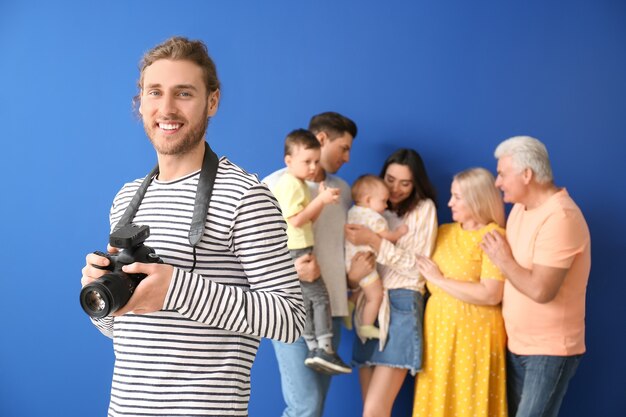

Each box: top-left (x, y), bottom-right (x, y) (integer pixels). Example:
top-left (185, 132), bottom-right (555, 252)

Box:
top-left (481, 136), bottom-right (591, 417)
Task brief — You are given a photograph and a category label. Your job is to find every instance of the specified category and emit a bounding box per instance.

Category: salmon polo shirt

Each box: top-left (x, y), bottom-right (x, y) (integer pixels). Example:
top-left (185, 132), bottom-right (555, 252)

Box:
top-left (503, 188), bottom-right (591, 356)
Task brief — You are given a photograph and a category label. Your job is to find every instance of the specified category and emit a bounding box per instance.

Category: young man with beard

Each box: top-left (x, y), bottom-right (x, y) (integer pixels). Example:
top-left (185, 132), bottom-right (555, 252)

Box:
top-left (80, 36), bottom-right (305, 417)
top-left (263, 112), bottom-right (376, 417)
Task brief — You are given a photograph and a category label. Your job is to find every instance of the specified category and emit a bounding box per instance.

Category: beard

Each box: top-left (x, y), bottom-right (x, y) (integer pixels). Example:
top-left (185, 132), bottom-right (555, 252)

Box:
top-left (145, 107), bottom-right (210, 156)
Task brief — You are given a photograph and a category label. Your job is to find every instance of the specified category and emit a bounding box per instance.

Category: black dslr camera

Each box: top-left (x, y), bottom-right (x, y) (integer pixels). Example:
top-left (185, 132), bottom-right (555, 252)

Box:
top-left (80, 224), bottom-right (163, 318)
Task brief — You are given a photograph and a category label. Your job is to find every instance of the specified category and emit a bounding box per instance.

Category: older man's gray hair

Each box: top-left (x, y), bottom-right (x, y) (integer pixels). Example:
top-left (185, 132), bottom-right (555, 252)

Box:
top-left (495, 136), bottom-right (553, 184)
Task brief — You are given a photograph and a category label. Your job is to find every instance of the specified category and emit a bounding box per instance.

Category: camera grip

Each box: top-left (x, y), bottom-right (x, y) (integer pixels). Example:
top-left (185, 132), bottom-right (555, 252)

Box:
top-left (92, 250), bottom-right (113, 271)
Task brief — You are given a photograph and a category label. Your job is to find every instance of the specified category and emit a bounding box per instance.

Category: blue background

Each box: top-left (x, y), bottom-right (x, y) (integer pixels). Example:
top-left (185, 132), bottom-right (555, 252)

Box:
top-left (0, 1), bottom-right (624, 416)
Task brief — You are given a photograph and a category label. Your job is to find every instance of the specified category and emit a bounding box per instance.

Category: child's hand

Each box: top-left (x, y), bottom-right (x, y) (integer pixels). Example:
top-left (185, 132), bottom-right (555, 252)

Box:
top-left (380, 223), bottom-right (409, 243)
top-left (318, 181), bottom-right (340, 204)
top-left (395, 224), bottom-right (409, 237)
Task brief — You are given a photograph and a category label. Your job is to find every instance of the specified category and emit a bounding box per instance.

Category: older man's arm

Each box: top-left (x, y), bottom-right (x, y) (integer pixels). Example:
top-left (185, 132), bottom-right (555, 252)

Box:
top-left (481, 230), bottom-right (568, 304)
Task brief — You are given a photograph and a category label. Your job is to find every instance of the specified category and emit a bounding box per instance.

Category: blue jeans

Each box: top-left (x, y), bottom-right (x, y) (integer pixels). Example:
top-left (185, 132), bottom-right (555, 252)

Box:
top-left (271, 318), bottom-right (342, 417)
top-left (352, 289), bottom-right (424, 375)
top-left (507, 350), bottom-right (582, 417)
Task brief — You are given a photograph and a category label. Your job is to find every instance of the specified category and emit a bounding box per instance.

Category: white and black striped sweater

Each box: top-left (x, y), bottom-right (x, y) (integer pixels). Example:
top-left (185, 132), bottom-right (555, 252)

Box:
top-left (91, 157), bottom-right (305, 417)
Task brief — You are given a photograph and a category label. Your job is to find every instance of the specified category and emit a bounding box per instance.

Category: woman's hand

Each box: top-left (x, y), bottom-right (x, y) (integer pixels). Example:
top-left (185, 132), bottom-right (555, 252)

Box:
top-left (416, 253), bottom-right (505, 305)
top-left (480, 230), bottom-right (513, 270)
top-left (345, 224), bottom-right (381, 251)
top-left (347, 251), bottom-right (376, 289)
top-left (415, 255), bottom-right (444, 283)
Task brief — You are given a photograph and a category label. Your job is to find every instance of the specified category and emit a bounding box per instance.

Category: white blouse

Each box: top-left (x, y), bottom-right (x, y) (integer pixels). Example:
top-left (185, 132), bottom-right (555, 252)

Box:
top-left (375, 198), bottom-right (438, 349)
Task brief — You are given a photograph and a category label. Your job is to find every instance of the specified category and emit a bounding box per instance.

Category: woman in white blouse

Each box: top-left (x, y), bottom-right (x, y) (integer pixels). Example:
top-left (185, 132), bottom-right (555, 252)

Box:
top-left (345, 148), bottom-right (438, 417)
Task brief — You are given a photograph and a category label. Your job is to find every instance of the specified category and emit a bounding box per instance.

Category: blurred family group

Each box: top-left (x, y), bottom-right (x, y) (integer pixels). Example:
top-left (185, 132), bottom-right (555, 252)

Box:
top-left (264, 111), bottom-right (590, 417)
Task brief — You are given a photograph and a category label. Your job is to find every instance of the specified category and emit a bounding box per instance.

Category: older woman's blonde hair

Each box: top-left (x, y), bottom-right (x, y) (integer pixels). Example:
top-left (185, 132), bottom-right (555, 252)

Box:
top-left (454, 167), bottom-right (505, 227)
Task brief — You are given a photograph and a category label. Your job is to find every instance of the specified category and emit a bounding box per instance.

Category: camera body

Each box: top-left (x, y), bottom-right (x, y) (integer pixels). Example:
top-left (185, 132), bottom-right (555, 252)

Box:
top-left (80, 224), bottom-right (162, 318)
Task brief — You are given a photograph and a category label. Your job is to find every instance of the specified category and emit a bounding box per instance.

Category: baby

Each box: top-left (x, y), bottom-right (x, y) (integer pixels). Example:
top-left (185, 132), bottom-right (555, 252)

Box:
top-left (345, 175), bottom-right (408, 339)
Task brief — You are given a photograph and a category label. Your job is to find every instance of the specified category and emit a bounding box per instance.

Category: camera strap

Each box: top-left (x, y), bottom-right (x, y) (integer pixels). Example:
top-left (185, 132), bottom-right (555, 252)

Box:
top-left (114, 141), bottom-right (219, 248)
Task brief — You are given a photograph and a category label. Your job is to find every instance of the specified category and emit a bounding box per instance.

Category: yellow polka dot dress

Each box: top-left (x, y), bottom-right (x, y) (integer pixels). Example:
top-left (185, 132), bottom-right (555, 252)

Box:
top-left (413, 223), bottom-right (507, 417)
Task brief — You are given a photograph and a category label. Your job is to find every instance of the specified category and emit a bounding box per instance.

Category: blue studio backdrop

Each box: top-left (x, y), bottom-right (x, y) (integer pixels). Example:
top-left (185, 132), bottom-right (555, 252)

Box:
top-left (1, 1), bottom-right (624, 416)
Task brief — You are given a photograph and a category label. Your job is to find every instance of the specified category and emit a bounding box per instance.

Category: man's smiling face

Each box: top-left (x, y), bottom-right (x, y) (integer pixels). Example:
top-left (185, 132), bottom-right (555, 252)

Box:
top-left (139, 59), bottom-right (218, 156)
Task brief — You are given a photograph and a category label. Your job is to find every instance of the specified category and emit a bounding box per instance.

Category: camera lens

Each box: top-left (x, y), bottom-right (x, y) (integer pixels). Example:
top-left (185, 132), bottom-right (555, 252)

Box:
top-left (80, 272), bottom-right (133, 318)
top-left (80, 280), bottom-right (114, 318)
top-left (84, 290), bottom-right (106, 314)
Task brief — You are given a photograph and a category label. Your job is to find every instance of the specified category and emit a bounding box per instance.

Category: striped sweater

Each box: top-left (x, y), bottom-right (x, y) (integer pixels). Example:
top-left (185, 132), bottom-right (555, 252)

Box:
top-left (91, 157), bottom-right (305, 416)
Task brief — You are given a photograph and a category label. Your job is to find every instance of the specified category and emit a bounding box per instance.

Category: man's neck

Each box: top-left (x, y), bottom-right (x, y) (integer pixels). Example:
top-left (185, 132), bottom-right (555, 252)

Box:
top-left (522, 182), bottom-right (559, 210)
top-left (156, 142), bottom-right (205, 181)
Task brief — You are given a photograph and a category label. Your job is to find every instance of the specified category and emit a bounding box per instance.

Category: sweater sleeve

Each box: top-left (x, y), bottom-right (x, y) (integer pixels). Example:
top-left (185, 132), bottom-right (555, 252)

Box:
top-left (162, 183), bottom-right (306, 343)
top-left (376, 199), bottom-right (438, 276)
top-left (90, 317), bottom-right (114, 339)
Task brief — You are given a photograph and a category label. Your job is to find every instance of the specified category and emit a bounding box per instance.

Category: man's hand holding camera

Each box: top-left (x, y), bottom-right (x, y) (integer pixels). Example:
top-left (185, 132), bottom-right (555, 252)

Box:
top-left (80, 224), bottom-right (174, 318)
top-left (112, 262), bottom-right (173, 315)
top-left (81, 248), bottom-right (173, 316)
top-left (81, 246), bottom-right (116, 287)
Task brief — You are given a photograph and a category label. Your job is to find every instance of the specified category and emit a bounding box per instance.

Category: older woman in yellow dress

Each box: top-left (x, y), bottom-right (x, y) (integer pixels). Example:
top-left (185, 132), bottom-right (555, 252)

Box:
top-left (413, 167), bottom-right (507, 417)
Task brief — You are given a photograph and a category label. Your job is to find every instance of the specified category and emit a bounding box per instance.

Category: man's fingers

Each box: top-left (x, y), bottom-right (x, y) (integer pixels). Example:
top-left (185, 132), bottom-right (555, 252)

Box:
top-left (122, 262), bottom-right (153, 275)
top-left (86, 252), bottom-right (110, 267)
top-left (297, 253), bottom-right (313, 263)
top-left (481, 231), bottom-right (497, 247)
top-left (490, 230), bottom-right (503, 242)
top-left (107, 244), bottom-right (120, 254)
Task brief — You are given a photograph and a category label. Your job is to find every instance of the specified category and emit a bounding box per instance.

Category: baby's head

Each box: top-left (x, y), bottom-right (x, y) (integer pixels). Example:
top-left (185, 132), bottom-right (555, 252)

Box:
top-left (284, 129), bottom-right (321, 181)
top-left (351, 174), bottom-right (390, 214)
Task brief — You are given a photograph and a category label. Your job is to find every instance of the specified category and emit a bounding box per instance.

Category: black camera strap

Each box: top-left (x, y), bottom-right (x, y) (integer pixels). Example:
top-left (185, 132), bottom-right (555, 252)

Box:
top-left (114, 141), bottom-right (219, 248)
top-left (189, 142), bottom-right (219, 246)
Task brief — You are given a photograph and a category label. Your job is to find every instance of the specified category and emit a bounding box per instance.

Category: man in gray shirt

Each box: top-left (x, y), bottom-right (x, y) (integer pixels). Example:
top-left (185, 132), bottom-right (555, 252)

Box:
top-left (264, 112), bottom-right (374, 417)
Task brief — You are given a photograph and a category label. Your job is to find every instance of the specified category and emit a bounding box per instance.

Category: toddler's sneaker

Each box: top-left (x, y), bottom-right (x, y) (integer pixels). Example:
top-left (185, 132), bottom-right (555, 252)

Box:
top-left (311, 349), bottom-right (352, 375)
top-left (304, 349), bottom-right (315, 366)
top-left (304, 349), bottom-right (321, 371)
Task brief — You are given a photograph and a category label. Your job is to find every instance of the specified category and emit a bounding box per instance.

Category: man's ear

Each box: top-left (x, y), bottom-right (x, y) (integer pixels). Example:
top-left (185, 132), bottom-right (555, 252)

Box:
top-left (522, 167), bottom-right (533, 184)
top-left (315, 131), bottom-right (328, 146)
top-left (207, 89), bottom-right (220, 116)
